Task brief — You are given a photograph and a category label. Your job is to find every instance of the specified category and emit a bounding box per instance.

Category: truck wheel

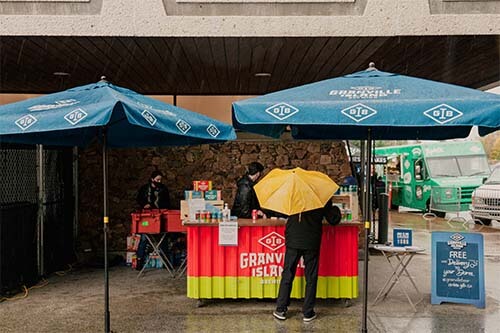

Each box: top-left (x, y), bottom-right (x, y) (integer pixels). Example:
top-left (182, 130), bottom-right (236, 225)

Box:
top-left (426, 200), bottom-right (446, 218)
top-left (432, 210), bottom-right (446, 218)
top-left (475, 218), bottom-right (491, 226)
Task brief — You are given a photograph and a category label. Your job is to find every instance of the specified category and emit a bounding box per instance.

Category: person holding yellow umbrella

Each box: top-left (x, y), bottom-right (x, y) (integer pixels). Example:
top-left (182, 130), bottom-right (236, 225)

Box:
top-left (254, 168), bottom-right (342, 322)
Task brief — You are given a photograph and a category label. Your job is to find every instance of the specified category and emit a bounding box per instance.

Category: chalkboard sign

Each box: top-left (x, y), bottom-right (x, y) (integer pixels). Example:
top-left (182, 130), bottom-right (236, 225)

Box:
top-left (431, 232), bottom-right (485, 308)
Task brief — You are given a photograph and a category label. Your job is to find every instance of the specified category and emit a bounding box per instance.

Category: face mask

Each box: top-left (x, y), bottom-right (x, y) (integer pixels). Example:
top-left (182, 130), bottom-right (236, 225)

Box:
top-left (152, 181), bottom-right (162, 188)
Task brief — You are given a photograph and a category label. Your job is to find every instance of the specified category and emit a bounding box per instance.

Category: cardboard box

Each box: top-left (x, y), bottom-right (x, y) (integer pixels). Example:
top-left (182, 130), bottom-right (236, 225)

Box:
top-left (184, 190), bottom-right (204, 199)
top-left (193, 180), bottom-right (212, 191)
top-left (204, 190), bottom-right (221, 201)
top-left (126, 235), bottom-right (141, 251)
top-left (180, 199), bottom-right (224, 221)
top-left (126, 251), bottom-right (136, 265)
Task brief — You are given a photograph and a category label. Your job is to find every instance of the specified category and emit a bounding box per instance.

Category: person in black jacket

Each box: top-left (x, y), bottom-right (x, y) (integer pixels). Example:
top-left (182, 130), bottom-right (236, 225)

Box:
top-left (136, 170), bottom-right (171, 210)
top-left (135, 170), bottom-right (171, 270)
top-left (232, 161), bottom-right (266, 218)
top-left (273, 201), bottom-right (342, 322)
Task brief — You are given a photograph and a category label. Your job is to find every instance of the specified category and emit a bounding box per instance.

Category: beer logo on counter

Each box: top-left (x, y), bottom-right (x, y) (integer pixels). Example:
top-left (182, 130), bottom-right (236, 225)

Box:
top-left (258, 232), bottom-right (285, 251)
top-left (423, 104), bottom-right (463, 124)
top-left (341, 103), bottom-right (377, 122)
top-left (265, 103), bottom-right (299, 121)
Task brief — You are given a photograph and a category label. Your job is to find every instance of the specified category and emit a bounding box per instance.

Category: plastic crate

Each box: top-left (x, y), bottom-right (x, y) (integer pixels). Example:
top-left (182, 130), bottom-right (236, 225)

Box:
top-left (164, 210), bottom-right (186, 233)
top-left (131, 211), bottom-right (162, 234)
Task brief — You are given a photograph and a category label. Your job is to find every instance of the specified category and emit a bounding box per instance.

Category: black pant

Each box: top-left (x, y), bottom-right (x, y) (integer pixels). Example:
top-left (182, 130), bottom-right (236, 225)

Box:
top-left (276, 247), bottom-right (320, 316)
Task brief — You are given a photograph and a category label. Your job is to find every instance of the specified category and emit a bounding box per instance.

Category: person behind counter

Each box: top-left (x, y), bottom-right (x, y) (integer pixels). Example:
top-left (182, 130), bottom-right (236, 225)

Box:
top-left (137, 170), bottom-right (171, 210)
top-left (135, 170), bottom-right (171, 270)
top-left (273, 201), bottom-right (341, 322)
top-left (232, 161), bottom-right (267, 218)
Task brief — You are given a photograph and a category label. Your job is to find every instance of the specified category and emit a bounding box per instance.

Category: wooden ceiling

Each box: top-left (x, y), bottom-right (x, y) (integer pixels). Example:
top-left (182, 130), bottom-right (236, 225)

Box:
top-left (0, 35), bottom-right (498, 95)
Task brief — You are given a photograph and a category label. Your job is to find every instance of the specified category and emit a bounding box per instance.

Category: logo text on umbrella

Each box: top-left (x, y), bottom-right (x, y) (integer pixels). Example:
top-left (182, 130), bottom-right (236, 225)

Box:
top-left (265, 103), bottom-right (299, 121)
top-left (15, 115), bottom-right (38, 130)
top-left (28, 99), bottom-right (80, 112)
top-left (258, 232), bottom-right (285, 251)
top-left (206, 124), bottom-right (220, 138)
top-left (341, 103), bottom-right (377, 122)
top-left (176, 119), bottom-right (191, 134)
top-left (142, 110), bottom-right (157, 126)
top-left (423, 104), bottom-right (463, 124)
top-left (64, 108), bottom-right (88, 125)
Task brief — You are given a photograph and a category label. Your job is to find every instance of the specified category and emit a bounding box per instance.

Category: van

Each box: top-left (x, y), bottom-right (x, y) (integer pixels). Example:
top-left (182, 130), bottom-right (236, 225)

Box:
top-left (471, 167), bottom-right (500, 225)
top-left (374, 141), bottom-right (491, 217)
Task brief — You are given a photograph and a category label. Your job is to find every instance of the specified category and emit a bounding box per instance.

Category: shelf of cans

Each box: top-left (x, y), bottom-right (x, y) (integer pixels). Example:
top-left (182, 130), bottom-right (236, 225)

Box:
top-left (338, 184), bottom-right (358, 194)
top-left (341, 209), bottom-right (354, 222)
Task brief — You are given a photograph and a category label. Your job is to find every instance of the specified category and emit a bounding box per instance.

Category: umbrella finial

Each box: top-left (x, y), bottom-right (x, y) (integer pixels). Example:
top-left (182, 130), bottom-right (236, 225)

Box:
top-left (367, 62), bottom-right (377, 71)
top-left (99, 76), bottom-right (108, 83)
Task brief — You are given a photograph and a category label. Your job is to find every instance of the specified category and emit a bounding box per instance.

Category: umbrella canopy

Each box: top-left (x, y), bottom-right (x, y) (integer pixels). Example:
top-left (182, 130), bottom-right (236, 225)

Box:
top-left (0, 79), bottom-right (236, 146)
top-left (0, 79), bottom-right (236, 333)
top-left (254, 167), bottom-right (339, 216)
top-left (232, 63), bottom-right (500, 332)
top-left (233, 64), bottom-right (500, 140)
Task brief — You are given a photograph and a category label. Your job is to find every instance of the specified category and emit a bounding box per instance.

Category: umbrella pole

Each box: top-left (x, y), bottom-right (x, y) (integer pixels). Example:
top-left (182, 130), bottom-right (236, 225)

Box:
top-left (102, 132), bottom-right (110, 333)
top-left (361, 131), bottom-right (372, 333)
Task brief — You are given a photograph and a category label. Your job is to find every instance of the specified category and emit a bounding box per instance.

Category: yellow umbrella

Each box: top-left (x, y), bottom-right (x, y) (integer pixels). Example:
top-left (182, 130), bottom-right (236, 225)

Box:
top-left (254, 167), bottom-right (339, 216)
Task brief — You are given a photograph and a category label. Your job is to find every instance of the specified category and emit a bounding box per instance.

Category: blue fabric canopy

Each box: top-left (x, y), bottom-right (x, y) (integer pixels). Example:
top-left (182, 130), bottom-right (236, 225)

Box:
top-left (232, 65), bottom-right (500, 333)
top-left (0, 80), bottom-right (236, 146)
top-left (0, 79), bottom-right (235, 333)
top-left (233, 67), bottom-right (500, 140)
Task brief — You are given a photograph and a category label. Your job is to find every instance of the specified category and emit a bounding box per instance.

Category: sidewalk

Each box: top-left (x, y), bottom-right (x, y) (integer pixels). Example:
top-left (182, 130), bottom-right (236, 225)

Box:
top-left (1, 213), bottom-right (499, 332)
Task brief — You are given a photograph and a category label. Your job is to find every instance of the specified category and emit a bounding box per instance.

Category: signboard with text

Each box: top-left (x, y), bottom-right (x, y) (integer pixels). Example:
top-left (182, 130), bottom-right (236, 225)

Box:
top-left (431, 232), bottom-right (485, 308)
top-left (218, 222), bottom-right (238, 246)
top-left (393, 228), bottom-right (412, 247)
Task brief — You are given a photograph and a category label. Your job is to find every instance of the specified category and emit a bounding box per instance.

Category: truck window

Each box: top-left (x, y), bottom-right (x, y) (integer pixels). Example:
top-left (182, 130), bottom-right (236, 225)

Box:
top-left (387, 156), bottom-right (401, 177)
top-left (426, 157), bottom-right (460, 177)
top-left (456, 155), bottom-right (490, 176)
top-left (427, 155), bottom-right (490, 177)
top-left (414, 159), bottom-right (426, 180)
top-left (485, 167), bottom-right (500, 184)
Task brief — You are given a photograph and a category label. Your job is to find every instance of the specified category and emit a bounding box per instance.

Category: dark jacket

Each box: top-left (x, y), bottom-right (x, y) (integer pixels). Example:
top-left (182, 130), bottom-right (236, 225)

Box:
top-left (136, 182), bottom-right (171, 209)
top-left (285, 202), bottom-right (341, 251)
top-left (232, 175), bottom-right (260, 218)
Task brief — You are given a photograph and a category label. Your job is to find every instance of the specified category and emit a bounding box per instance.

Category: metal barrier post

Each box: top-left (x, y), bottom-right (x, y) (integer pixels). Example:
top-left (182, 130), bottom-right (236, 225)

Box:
top-left (378, 193), bottom-right (389, 244)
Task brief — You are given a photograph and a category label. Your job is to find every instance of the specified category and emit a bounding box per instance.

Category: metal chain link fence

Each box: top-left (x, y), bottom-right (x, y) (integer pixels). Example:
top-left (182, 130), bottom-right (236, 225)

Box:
top-left (0, 145), bottom-right (37, 205)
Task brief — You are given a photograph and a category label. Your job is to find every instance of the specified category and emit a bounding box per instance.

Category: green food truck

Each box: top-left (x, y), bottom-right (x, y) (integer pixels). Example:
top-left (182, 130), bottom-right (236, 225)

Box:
top-left (374, 141), bottom-right (491, 217)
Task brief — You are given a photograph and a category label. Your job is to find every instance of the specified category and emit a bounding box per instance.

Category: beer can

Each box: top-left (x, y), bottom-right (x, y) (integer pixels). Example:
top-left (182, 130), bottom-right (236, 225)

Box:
top-left (252, 209), bottom-right (258, 221)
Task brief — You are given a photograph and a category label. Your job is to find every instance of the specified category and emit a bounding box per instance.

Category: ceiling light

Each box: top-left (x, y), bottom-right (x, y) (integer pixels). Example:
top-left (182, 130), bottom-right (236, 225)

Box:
top-left (53, 72), bottom-right (71, 76)
top-left (254, 72), bottom-right (271, 78)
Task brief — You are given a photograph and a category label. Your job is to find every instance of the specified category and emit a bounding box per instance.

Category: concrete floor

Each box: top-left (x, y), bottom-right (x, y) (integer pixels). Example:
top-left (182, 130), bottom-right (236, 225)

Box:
top-left (1, 212), bottom-right (499, 333)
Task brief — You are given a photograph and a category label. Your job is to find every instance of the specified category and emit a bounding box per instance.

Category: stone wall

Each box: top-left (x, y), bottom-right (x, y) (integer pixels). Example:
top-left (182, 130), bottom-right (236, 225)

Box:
top-left (77, 140), bottom-right (351, 253)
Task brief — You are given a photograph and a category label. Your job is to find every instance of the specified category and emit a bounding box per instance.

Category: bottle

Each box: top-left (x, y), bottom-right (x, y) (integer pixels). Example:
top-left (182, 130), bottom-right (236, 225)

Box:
top-left (222, 203), bottom-right (231, 222)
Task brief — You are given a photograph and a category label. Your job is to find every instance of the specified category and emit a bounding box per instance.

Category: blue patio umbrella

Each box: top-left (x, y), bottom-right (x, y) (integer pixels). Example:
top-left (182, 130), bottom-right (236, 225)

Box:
top-left (233, 64), bottom-right (500, 140)
top-left (232, 63), bottom-right (500, 332)
top-left (0, 78), bottom-right (236, 333)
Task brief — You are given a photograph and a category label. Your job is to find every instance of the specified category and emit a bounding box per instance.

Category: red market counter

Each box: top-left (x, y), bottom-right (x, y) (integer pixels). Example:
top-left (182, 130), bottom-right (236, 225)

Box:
top-left (186, 219), bottom-right (360, 300)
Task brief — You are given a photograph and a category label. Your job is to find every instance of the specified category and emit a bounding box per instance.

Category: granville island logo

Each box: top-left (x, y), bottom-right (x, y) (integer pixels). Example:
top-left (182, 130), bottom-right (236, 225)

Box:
top-left (240, 232), bottom-right (298, 279)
